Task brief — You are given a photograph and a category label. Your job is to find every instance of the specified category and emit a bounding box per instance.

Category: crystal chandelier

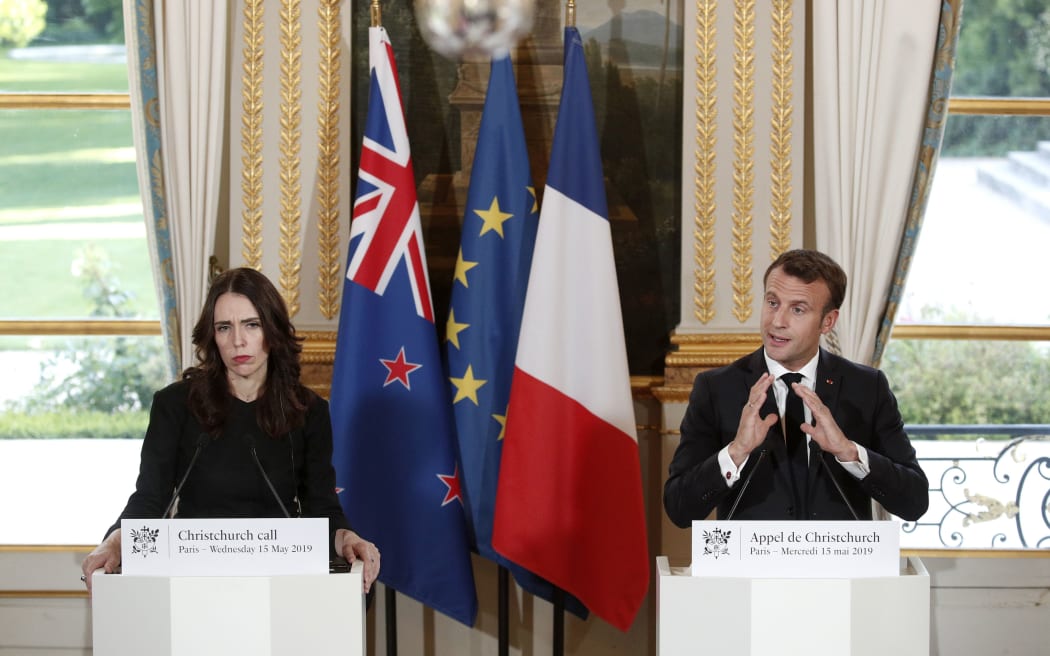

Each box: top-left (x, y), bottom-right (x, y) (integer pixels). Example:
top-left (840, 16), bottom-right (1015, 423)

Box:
top-left (414, 0), bottom-right (535, 59)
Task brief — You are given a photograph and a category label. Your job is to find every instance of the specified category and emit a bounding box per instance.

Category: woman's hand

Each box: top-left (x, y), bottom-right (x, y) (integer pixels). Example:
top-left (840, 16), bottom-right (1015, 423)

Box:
top-left (334, 529), bottom-right (381, 593)
top-left (81, 529), bottom-right (121, 593)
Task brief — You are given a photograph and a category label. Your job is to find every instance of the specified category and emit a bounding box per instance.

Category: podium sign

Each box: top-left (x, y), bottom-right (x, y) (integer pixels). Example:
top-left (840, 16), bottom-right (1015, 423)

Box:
top-left (120, 518), bottom-right (328, 576)
top-left (692, 520), bottom-right (899, 578)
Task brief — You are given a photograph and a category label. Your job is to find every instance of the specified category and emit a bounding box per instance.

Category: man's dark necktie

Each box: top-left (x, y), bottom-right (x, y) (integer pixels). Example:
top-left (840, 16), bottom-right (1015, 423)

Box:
top-left (781, 373), bottom-right (809, 517)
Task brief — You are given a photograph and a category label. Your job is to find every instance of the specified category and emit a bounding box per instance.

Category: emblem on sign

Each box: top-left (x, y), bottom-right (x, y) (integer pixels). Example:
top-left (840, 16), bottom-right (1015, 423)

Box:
top-left (702, 528), bottom-right (732, 559)
top-left (130, 526), bottom-right (160, 558)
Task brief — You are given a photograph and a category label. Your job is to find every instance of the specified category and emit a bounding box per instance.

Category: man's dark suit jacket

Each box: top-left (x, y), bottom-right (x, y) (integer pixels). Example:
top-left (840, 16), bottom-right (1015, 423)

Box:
top-left (664, 348), bottom-right (929, 525)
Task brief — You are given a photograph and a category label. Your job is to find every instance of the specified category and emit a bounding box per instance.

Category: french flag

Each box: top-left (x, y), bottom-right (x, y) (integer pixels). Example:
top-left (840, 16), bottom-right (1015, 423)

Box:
top-left (491, 27), bottom-right (649, 632)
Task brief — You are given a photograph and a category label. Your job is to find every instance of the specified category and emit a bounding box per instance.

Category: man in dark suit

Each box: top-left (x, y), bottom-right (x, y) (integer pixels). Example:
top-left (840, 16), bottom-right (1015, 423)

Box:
top-left (664, 249), bottom-right (928, 525)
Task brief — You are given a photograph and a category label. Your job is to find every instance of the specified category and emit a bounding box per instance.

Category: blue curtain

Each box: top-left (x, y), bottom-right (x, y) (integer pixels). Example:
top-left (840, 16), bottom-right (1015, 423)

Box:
top-left (126, 0), bottom-right (180, 378)
top-left (872, 0), bottom-right (965, 367)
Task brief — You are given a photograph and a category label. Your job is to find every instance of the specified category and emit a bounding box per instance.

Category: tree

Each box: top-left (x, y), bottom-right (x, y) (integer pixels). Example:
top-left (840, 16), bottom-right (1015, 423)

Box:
top-left (12, 245), bottom-right (167, 416)
top-left (942, 0), bottom-right (1050, 156)
top-left (0, 0), bottom-right (47, 48)
top-left (40, 0), bottom-right (123, 44)
top-left (883, 308), bottom-right (1050, 427)
top-left (80, 0), bottom-right (122, 42)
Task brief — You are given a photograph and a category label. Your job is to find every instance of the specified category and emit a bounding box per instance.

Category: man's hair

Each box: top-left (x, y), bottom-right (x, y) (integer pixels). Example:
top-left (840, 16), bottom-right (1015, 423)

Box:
top-left (763, 249), bottom-right (847, 313)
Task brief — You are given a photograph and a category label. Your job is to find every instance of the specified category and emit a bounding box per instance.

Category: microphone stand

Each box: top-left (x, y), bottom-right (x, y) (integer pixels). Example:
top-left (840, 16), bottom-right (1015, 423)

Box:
top-left (812, 444), bottom-right (860, 520)
top-left (244, 434), bottom-right (292, 518)
top-left (724, 448), bottom-right (767, 520)
top-left (163, 434), bottom-right (210, 518)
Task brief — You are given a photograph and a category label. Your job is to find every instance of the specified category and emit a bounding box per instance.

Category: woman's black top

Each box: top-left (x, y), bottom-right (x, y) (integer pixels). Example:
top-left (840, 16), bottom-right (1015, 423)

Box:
top-left (107, 380), bottom-right (351, 549)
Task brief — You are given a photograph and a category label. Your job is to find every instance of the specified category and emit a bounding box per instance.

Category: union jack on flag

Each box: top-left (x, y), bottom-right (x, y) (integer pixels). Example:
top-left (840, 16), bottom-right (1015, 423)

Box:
top-left (330, 26), bottom-right (478, 627)
top-left (345, 30), bottom-right (433, 321)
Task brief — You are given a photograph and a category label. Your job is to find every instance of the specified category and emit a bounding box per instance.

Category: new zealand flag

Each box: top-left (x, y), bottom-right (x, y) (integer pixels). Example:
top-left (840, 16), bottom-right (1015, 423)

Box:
top-left (330, 26), bottom-right (477, 627)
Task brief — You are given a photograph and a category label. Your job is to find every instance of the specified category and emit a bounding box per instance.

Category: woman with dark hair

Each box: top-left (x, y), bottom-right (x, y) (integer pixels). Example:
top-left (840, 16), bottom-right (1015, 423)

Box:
top-left (80, 268), bottom-right (379, 592)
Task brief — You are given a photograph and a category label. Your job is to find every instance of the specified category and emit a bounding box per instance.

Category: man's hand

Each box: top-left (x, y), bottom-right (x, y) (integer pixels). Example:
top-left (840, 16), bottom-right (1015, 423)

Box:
top-left (727, 373), bottom-right (779, 466)
top-left (792, 383), bottom-right (859, 462)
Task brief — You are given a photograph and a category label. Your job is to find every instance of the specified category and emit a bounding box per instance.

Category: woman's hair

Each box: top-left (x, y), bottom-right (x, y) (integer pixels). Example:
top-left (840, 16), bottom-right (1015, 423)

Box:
top-left (183, 267), bottom-right (310, 437)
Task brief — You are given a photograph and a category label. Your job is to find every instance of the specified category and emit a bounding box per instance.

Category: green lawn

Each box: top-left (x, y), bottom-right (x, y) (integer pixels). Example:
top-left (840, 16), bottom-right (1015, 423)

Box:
top-left (0, 49), bottom-right (153, 330)
top-left (0, 110), bottom-right (139, 220)
top-left (0, 48), bottom-right (128, 92)
top-left (0, 49), bottom-right (140, 219)
top-left (0, 238), bottom-right (156, 318)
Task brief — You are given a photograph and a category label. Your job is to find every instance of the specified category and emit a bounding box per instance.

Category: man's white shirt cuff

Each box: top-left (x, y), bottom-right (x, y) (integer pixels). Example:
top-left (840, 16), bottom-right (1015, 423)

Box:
top-left (719, 442), bottom-right (868, 484)
top-left (718, 446), bottom-right (746, 486)
top-left (838, 443), bottom-right (870, 478)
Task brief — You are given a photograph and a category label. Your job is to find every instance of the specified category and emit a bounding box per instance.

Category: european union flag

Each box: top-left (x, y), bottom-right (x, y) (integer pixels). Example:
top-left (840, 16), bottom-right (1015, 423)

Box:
top-left (444, 55), bottom-right (585, 618)
top-left (330, 26), bottom-right (477, 627)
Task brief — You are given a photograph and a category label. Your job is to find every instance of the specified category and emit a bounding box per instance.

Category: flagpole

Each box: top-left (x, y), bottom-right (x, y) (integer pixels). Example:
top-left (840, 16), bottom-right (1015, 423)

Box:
top-left (552, 586), bottom-right (565, 656)
top-left (369, 10), bottom-right (397, 656)
top-left (385, 585), bottom-right (398, 656)
top-left (552, 6), bottom-right (573, 655)
top-left (498, 565), bottom-right (509, 656)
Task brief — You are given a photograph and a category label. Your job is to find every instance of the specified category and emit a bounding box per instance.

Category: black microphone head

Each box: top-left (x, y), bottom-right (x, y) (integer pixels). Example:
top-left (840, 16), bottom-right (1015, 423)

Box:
top-left (241, 432), bottom-right (258, 450)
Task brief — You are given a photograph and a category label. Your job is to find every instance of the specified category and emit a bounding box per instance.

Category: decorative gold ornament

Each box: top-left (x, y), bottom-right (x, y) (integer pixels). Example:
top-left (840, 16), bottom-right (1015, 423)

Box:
top-left (693, 0), bottom-right (718, 324)
top-left (316, 0), bottom-right (342, 320)
top-left (241, 0), bottom-right (265, 270)
top-left (731, 0), bottom-right (756, 323)
top-left (768, 0), bottom-right (793, 259)
top-left (667, 332), bottom-right (762, 368)
top-left (299, 330), bottom-right (338, 364)
top-left (279, 0), bottom-right (304, 316)
top-left (962, 488), bottom-right (1019, 527)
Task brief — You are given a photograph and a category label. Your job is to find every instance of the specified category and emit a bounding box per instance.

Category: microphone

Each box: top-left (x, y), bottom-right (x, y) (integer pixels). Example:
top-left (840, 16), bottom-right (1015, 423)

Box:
top-left (163, 433), bottom-right (210, 519)
top-left (724, 447), bottom-right (768, 520)
top-left (287, 432), bottom-right (302, 517)
top-left (812, 443), bottom-right (861, 520)
top-left (243, 433), bottom-right (292, 518)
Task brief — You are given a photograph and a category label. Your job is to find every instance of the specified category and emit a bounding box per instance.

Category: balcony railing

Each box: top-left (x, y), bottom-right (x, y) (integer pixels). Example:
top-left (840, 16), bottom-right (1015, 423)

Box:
top-left (903, 424), bottom-right (1050, 550)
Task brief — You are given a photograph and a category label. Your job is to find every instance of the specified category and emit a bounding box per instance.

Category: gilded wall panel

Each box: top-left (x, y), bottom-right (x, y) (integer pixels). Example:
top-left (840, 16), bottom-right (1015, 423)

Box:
top-left (228, 0), bottom-right (353, 332)
top-left (678, 0), bottom-right (805, 336)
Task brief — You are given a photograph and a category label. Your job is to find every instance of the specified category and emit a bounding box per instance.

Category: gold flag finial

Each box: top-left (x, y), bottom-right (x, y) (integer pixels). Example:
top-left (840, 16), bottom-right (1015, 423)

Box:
top-left (565, 0), bottom-right (575, 28)
top-left (371, 0), bottom-right (381, 27)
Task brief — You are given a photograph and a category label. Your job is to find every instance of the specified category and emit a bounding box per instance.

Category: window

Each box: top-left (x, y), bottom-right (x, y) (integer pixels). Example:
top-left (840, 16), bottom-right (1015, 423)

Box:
top-left (0, 1), bottom-right (162, 544)
top-left (882, 1), bottom-right (1050, 550)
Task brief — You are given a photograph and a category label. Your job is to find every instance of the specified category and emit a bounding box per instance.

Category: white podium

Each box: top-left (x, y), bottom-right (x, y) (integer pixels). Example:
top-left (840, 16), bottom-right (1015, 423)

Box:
top-left (91, 563), bottom-right (365, 656)
top-left (656, 556), bottom-right (929, 656)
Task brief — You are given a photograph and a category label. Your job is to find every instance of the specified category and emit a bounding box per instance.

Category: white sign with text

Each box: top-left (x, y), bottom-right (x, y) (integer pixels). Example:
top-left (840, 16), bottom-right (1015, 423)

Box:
top-left (691, 520), bottom-right (900, 578)
top-left (120, 518), bottom-right (328, 576)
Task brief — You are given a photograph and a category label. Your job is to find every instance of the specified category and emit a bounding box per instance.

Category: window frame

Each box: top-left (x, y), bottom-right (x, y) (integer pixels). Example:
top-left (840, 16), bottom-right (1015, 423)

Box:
top-left (893, 95), bottom-right (1050, 344)
top-left (0, 91), bottom-right (160, 340)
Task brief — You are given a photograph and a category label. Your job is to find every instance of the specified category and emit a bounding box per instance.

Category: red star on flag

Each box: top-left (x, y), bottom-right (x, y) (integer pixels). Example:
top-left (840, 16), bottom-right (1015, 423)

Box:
top-left (380, 346), bottom-right (422, 389)
top-left (437, 464), bottom-right (464, 507)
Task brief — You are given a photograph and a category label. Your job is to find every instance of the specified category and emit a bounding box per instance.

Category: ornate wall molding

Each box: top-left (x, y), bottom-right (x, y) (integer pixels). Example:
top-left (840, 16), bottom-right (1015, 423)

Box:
top-left (693, 0), bottom-right (718, 324)
top-left (278, 0), bottom-right (304, 315)
top-left (678, 0), bottom-right (805, 335)
top-left (730, 0), bottom-right (756, 323)
top-left (229, 0), bottom-right (352, 331)
top-left (768, 0), bottom-right (794, 259)
top-left (315, 0), bottom-right (342, 320)
top-left (240, 0), bottom-right (265, 270)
